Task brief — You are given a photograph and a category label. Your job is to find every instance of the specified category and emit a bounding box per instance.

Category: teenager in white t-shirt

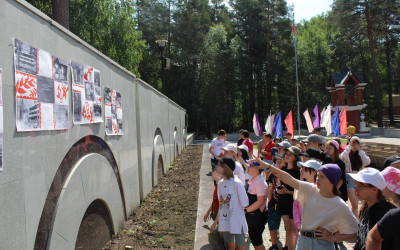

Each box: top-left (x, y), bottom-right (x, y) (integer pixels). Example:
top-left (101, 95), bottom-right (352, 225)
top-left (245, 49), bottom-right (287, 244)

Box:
top-left (214, 156), bottom-right (248, 250)
top-left (222, 144), bottom-right (245, 186)
top-left (209, 130), bottom-right (228, 166)
top-left (253, 156), bottom-right (358, 250)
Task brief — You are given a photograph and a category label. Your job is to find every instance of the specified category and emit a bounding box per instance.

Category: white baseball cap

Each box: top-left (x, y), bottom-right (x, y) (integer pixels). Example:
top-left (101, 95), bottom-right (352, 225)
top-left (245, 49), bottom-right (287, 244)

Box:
top-left (297, 160), bottom-right (322, 171)
top-left (237, 144), bottom-right (249, 153)
top-left (348, 167), bottom-right (387, 190)
top-left (222, 144), bottom-right (238, 154)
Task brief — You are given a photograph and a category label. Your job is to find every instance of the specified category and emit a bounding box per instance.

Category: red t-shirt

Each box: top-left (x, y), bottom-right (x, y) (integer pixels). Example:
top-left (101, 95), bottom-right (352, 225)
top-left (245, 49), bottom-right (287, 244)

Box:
top-left (243, 139), bottom-right (254, 152)
top-left (264, 141), bottom-right (276, 161)
top-left (212, 185), bottom-right (219, 213)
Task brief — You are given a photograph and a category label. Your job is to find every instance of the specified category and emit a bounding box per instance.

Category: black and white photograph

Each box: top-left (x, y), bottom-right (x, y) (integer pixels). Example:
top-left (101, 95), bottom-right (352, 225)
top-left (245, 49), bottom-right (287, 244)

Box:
top-left (71, 62), bottom-right (84, 86)
top-left (111, 104), bottom-right (117, 120)
top-left (54, 105), bottom-right (69, 129)
top-left (85, 81), bottom-right (94, 101)
top-left (16, 99), bottom-right (40, 131)
top-left (93, 104), bottom-right (102, 119)
top-left (53, 56), bottom-right (68, 82)
top-left (104, 87), bottom-right (111, 104)
top-left (14, 39), bottom-right (38, 75)
top-left (37, 75), bottom-right (55, 103)
top-left (94, 70), bottom-right (100, 87)
top-left (118, 119), bottom-right (123, 134)
top-left (73, 92), bottom-right (82, 122)
top-left (106, 118), bottom-right (113, 134)
top-left (116, 92), bottom-right (121, 107)
top-left (95, 84), bottom-right (101, 96)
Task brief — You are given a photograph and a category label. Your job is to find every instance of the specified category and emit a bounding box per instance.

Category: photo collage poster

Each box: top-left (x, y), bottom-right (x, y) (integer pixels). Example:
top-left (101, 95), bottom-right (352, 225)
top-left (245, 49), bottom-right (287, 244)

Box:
top-left (0, 68), bottom-right (3, 171)
top-left (14, 39), bottom-right (69, 131)
top-left (104, 87), bottom-right (123, 135)
top-left (71, 61), bottom-right (102, 124)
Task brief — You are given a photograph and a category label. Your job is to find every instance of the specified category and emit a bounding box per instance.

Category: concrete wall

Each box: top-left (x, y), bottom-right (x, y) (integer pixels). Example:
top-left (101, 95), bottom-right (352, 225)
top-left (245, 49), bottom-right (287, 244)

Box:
top-left (0, 1), bottom-right (187, 249)
top-left (370, 127), bottom-right (400, 138)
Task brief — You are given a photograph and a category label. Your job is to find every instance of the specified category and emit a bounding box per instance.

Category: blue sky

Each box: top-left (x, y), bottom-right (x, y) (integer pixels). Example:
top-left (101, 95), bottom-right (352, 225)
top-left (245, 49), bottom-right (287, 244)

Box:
top-left (287, 0), bottom-right (334, 22)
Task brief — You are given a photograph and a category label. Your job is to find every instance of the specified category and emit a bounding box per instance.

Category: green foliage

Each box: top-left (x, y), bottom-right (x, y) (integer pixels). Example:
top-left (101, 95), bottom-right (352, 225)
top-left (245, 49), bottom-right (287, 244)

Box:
top-left (27, 0), bottom-right (400, 134)
top-left (27, 0), bottom-right (145, 76)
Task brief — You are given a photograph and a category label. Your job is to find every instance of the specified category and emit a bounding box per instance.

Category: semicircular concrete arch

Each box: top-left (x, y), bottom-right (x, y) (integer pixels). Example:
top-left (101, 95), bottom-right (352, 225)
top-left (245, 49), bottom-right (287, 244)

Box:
top-left (173, 127), bottom-right (178, 160)
top-left (34, 136), bottom-right (126, 250)
top-left (152, 128), bottom-right (166, 187)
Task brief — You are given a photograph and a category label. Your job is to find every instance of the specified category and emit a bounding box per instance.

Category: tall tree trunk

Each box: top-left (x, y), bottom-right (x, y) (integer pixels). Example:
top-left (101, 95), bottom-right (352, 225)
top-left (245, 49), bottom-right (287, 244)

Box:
top-left (52, 0), bottom-right (69, 29)
top-left (365, 0), bottom-right (383, 127)
top-left (385, 39), bottom-right (394, 125)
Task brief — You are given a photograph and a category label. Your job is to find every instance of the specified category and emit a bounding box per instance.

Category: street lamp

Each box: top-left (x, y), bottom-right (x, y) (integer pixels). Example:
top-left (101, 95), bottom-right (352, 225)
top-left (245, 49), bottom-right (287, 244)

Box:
top-left (155, 39), bottom-right (168, 94)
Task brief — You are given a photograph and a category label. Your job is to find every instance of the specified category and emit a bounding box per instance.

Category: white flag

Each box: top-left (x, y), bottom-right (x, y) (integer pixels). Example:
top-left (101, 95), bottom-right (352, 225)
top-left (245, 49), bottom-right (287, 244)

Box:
top-left (321, 104), bottom-right (332, 135)
top-left (265, 114), bottom-right (275, 134)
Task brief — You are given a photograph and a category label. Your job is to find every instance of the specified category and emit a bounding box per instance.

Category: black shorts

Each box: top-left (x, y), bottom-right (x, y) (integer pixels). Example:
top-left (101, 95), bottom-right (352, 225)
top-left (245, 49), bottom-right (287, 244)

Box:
top-left (277, 194), bottom-right (294, 219)
top-left (245, 210), bottom-right (268, 246)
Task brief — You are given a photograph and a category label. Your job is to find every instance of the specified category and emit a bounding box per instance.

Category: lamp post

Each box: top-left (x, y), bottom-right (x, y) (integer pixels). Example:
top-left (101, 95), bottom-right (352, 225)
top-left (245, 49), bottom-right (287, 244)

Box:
top-left (155, 40), bottom-right (167, 94)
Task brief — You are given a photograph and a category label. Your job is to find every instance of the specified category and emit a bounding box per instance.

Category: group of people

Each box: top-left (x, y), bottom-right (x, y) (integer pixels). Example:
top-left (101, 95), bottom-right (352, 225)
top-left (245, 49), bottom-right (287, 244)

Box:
top-left (204, 128), bottom-right (400, 250)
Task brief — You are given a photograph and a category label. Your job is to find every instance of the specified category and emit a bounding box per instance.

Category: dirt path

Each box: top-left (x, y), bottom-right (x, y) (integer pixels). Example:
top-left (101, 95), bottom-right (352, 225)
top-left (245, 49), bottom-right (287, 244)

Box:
top-left (103, 145), bottom-right (202, 249)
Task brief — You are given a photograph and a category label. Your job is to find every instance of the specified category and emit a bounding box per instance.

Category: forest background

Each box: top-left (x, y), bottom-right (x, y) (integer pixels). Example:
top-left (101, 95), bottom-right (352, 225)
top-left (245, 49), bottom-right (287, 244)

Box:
top-left (27, 0), bottom-right (400, 138)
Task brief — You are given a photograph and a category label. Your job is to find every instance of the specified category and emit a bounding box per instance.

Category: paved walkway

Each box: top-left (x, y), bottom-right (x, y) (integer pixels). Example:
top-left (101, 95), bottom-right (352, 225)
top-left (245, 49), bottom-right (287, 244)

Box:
top-left (194, 140), bottom-right (390, 249)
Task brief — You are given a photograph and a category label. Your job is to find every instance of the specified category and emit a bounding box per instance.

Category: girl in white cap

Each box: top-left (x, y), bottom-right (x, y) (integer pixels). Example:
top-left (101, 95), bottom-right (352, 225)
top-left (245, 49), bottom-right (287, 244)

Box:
top-left (253, 155), bottom-right (358, 250)
top-left (293, 160), bottom-right (322, 242)
top-left (348, 168), bottom-right (396, 250)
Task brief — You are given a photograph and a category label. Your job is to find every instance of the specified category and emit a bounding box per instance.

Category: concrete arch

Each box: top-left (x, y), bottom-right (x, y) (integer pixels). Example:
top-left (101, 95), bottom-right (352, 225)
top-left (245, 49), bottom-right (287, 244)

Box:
top-left (152, 128), bottom-right (166, 187)
top-left (34, 136), bottom-right (126, 250)
top-left (182, 128), bottom-right (187, 149)
top-left (75, 199), bottom-right (114, 249)
top-left (173, 127), bottom-right (178, 160)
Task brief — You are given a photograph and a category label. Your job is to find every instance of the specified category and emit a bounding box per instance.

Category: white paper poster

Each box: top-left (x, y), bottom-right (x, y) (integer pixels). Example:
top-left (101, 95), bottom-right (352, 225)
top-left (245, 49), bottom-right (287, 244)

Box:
top-left (105, 87), bottom-right (123, 135)
top-left (14, 39), bottom-right (69, 131)
top-left (0, 68), bottom-right (3, 172)
top-left (71, 61), bottom-right (102, 124)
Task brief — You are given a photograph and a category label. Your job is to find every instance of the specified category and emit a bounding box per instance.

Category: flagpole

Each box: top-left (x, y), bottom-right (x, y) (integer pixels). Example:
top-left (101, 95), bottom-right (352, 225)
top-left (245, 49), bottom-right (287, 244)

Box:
top-left (293, 13), bottom-right (301, 137)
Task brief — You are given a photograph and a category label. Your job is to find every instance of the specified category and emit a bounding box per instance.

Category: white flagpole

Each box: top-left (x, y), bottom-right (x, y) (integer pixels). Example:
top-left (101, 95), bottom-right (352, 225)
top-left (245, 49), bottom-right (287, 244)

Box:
top-left (294, 13), bottom-right (301, 137)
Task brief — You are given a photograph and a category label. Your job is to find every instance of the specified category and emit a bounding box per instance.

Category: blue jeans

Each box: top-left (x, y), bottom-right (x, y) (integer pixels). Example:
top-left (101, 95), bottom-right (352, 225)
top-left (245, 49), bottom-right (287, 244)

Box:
top-left (296, 235), bottom-right (335, 250)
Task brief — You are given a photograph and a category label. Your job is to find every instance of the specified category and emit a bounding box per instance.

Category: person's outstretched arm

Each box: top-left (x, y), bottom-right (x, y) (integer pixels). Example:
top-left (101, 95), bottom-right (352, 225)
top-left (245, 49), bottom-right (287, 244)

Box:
top-left (253, 155), bottom-right (299, 190)
top-left (366, 224), bottom-right (382, 250)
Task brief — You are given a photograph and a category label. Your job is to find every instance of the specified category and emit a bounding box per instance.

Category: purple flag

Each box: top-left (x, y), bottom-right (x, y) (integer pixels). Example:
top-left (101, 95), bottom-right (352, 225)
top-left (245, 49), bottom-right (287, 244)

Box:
top-left (253, 114), bottom-right (262, 137)
top-left (313, 104), bottom-right (319, 128)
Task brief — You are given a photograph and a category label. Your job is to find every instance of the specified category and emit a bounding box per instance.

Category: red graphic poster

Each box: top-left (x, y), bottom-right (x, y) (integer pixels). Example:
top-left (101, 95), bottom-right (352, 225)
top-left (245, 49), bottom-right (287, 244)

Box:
top-left (104, 86), bottom-right (123, 136)
top-left (14, 39), bottom-right (69, 131)
top-left (71, 61), bottom-right (102, 124)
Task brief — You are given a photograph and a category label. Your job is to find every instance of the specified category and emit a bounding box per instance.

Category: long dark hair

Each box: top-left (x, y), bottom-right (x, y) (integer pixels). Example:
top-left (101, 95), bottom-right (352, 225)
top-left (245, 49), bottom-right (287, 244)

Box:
top-left (328, 141), bottom-right (340, 163)
top-left (332, 185), bottom-right (341, 196)
top-left (240, 149), bottom-right (249, 160)
top-left (349, 150), bottom-right (363, 171)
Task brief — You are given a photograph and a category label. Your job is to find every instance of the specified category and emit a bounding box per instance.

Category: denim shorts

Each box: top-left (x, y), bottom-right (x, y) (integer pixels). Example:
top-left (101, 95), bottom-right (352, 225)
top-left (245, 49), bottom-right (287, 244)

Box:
top-left (268, 202), bottom-right (281, 231)
top-left (346, 173), bottom-right (356, 190)
top-left (296, 235), bottom-right (335, 250)
top-left (222, 231), bottom-right (246, 245)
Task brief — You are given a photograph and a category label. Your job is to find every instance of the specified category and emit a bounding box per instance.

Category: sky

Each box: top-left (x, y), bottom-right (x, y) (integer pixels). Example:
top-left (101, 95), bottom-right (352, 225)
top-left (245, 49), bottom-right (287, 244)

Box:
top-left (287, 0), bottom-right (334, 22)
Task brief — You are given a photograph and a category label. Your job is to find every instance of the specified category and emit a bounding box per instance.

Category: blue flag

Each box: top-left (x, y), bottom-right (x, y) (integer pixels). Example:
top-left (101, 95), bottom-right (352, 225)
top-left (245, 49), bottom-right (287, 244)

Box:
top-left (273, 111), bottom-right (282, 139)
top-left (332, 106), bottom-right (340, 136)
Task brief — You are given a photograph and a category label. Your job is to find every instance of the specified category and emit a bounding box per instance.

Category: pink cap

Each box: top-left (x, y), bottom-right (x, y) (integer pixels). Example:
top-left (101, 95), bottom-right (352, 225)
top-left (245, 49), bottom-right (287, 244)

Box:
top-left (328, 140), bottom-right (339, 150)
top-left (381, 167), bottom-right (400, 195)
